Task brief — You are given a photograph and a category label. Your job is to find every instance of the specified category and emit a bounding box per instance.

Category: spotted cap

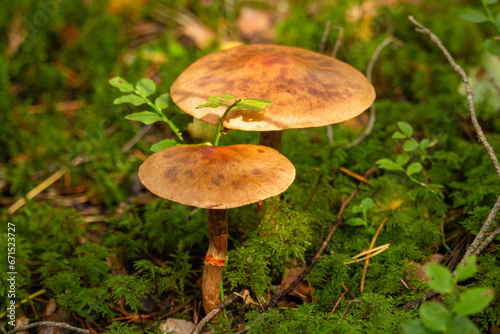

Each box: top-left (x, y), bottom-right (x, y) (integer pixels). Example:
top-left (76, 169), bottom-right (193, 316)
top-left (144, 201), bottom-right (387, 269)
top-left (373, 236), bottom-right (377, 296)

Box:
top-left (138, 144), bottom-right (295, 209)
top-left (170, 44), bottom-right (375, 131)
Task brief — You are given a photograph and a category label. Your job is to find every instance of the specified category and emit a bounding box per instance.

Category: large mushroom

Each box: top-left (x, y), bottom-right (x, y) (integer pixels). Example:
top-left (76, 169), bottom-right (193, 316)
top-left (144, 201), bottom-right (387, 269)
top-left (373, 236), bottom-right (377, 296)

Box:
top-left (170, 44), bottom-right (375, 150)
top-left (138, 144), bottom-right (295, 313)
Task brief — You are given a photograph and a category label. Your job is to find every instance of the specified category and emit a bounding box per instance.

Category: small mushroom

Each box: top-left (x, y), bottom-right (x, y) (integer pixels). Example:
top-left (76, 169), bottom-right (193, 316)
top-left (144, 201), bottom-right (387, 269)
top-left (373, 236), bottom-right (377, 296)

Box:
top-left (170, 44), bottom-right (375, 150)
top-left (138, 144), bottom-right (295, 313)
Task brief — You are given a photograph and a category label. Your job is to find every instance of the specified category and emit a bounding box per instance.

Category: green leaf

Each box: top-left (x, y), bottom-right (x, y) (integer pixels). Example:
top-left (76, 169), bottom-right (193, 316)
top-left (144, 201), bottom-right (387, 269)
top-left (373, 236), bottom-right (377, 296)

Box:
top-left (458, 8), bottom-right (490, 23)
top-left (114, 94), bottom-right (146, 106)
top-left (345, 218), bottom-right (365, 226)
top-left (150, 139), bottom-right (178, 152)
top-left (450, 315), bottom-right (481, 334)
top-left (196, 101), bottom-right (226, 109)
top-left (172, 114), bottom-right (193, 131)
top-left (242, 98), bottom-right (273, 104)
top-left (216, 94), bottom-right (236, 100)
top-left (376, 159), bottom-right (403, 171)
top-left (361, 198), bottom-right (373, 211)
top-left (235, 103), bottom-right (267, 111)
top-left (136, 78), bottom-right (156, 97)
top-left (403, 140), bottom-right (419, 151)
top-left (454, 255), bottom-right (477, 282)
top-left (396, 154), bottom-right (410, 166)
top-left (352, 205), bottom-right (363, 213)
top-left (419, 302), bottom-right (451, 332)
top-left (425, 263), bottom-right (453, 293)
top-left (496, 12), bottom-right (500, 28)
top-left (406, 162), bottom-right (422, 176)
top-left (485, 0), bottom-right (498, 5)
top-left (401, 320), bottom-right (435, 334)
top-left (125, 112), bottom-right (163, 125)
top-left (155, 94), bottom-right (171, 110)
top-left (392, 131), bottom-right (406, 139)
top-left (109, 77), bottom-right (134, 93)
top-left (484, 39), bottom-right (500, 58)
top-left (453, 287), bottom-right (494, 315)
top-left (397, 121), bottom-right (413, 137)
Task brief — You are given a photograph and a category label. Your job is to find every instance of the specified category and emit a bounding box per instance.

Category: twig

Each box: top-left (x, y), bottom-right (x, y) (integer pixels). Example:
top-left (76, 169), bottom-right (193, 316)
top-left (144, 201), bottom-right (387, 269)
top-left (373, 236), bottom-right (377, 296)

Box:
top-left (235, 167), bottom-right (377, 333)
top-left (408, 16), bottom-right (500, 265)
top-left (331, 26), bottom-right (344, 58)
top-left (120, 124), bottom-right (153, 153)
top-left (5, 321), bottom-right (90, 334)
top-left (319, 20), bottom-right (331, 54)
top-left (191, 294), bottom-right (240, 334)
top-left (8, 167), bottom-right (68, 214)
top-left (344, 36), bottom-right (394, 149)
top-left (267, 167), bottom-right (377, 309)
top-left (330, 292), bottom-right (345, 314)
top-left (326, 25), bottom-right (344, 143)
top-left (403, 290), bottom-right (437, 312)
top-left (338, 299), bottom-right (361, 322)
top-left (360, 212), bottom-right (391, 292)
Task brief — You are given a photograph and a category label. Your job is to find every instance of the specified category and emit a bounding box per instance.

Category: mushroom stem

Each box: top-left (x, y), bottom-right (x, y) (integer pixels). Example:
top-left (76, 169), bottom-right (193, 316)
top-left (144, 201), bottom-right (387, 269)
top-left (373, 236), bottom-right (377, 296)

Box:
top-left (202, 209), bottom-right (228, 313)
top-left (259, 131), bottom-right (282, 152)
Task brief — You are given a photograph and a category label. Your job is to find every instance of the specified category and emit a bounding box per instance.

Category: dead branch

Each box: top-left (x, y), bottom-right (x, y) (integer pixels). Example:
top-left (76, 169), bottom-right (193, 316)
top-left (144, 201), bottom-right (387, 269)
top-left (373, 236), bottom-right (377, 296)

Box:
top-left (338, 299), bottom-right (361, 323)
top-left (267, 167), bottom-right (377, 309)
top-left (344, 36), bottom-right (394, 149)
top-left (408, 15), bottom-right (500, 265)
top-left (191, 294), bottom-right (240, 334)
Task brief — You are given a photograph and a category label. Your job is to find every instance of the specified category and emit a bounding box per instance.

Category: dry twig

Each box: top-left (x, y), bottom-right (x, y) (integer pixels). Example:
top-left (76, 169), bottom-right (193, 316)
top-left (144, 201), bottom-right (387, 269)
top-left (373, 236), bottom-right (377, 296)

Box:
top-left (338, 299), bottom-right (361, 323)
top-left (344, 36), bottom-right (394, 149)
top-left (326, 25), bottom-right (344, 143)
top-left (267, 167), bottom-right (377, 309)
top-left (408, 15), bottom-right (500, 265)
top-left (360, 212), bottom-right (391, 292)
top-left (191, 294), bottom-right (240, 334)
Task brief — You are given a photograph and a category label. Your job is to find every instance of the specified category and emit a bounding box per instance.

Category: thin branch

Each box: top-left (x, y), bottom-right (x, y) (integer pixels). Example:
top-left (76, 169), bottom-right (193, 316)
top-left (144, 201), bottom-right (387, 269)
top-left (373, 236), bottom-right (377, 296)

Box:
top-left (191, 294), bottom-right (240, 334)
top-left (326, 25), bottom-right (344, 143)
top-left (319, 20), bottom-right (331, 54)
top-left (235, 167), bottom-right (377, 333)
top-left (343, 36), bottom-right (394, 149)
top-left (338, 299), bottom-right (361, 322)
top-left (5, 321), bottom-right (90, 334)
top-left (267, 167), bottom-right (377, 309)
top-left (331, 26), bottom-right (344, 58)
top-left (360, 212), bottom-right (391, 292)
top-left (408, 16), bottom-right (500, 265)
top-left (120, 124), bottom-right (152, 153)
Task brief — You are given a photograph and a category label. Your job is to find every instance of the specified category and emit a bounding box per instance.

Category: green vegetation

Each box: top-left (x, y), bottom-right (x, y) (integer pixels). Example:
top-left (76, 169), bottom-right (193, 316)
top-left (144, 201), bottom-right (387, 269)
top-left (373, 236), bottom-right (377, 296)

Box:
top-left (1, 0), bottom-right (500, 333)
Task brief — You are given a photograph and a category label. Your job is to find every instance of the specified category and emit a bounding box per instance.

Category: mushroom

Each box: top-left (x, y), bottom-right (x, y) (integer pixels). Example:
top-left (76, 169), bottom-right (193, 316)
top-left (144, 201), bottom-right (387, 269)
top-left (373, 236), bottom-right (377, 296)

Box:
top-left (138, 144), bottom-right (295, 313)
top-left (170, 44), bottom-right (375, 150)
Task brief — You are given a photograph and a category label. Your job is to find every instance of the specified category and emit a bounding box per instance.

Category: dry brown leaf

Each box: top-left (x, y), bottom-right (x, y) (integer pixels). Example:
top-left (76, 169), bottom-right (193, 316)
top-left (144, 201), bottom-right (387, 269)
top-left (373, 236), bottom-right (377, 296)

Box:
top-left (281, 265), bottom-right (311, 302)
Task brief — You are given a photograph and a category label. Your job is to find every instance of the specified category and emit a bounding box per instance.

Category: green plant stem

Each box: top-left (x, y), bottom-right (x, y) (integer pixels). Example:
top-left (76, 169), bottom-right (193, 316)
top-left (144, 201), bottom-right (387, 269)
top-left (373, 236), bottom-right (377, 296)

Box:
top-left (481, 0), bottom-right (500, 33)
top-left (214, 99), bottom-right (241, 146)
top-left (137, 91), bottom-right (186, 144)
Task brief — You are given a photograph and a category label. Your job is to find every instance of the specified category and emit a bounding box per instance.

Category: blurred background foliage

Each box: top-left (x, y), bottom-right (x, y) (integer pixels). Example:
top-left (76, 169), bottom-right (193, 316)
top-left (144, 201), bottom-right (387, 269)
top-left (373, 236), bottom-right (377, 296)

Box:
top-left (1, 0), bottom-right (500, 332)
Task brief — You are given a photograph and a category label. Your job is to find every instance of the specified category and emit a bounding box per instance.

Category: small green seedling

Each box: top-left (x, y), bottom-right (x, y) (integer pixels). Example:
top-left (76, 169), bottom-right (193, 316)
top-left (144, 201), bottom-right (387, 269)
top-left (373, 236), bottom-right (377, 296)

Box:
top-left (376, 121), bottom-right (441, 197)
top-left (345, 198), bottom-right (376, 234)
top-left (196, 94), bottom-right (273, 146)
top-left (403, 256), bottom-right (495, 334)
top-left (458, 0), bottom-right (500, 57)
top-left (109, 77), bottom-right (188, 151)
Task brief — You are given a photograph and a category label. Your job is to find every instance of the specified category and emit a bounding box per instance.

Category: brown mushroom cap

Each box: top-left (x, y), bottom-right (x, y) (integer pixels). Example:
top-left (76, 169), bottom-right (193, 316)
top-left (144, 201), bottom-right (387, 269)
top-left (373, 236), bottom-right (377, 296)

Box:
top-left (170, 44), bottom-right (375, 131)
top-left (138, 144), bottom-right (295, 209)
